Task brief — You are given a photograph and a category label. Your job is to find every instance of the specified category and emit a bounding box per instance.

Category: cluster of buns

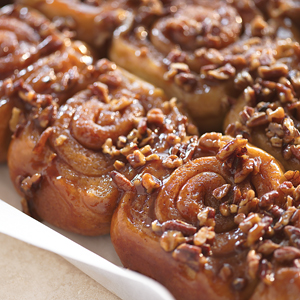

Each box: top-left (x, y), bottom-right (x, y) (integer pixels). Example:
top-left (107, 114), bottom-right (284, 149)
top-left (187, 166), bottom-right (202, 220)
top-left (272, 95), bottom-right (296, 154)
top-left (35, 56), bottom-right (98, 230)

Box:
top-left (2, 0), bottom-right (300, 299)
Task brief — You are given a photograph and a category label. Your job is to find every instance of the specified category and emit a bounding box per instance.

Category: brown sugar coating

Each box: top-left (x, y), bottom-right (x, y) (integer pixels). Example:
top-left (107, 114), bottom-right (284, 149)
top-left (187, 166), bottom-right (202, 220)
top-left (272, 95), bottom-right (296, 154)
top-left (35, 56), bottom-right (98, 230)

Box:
top-left (8, 59), bottom-right (197, 235)
top-left (110, 134), bottom-right (300, 300)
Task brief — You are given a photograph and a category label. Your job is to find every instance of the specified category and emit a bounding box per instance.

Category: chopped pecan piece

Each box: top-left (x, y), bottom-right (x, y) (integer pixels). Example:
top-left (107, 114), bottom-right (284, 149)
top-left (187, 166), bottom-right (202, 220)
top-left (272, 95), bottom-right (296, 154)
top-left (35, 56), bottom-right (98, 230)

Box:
top-left (257, 240), bottom-right (280, 256)
top-left (247, 250), bottom-right (261, 279)
top-left (33, 127), bottom-right (53, 155)
top-left (199, 132), bottom-right (222, 149)
top-left (142, 173), bottom-right (160, 193)
top-left (284, 225), bottom-right (300, 249)
top-left (197, 207), bottom-right (216, 227)
top-left (161, 220), bottom-right (197, 236)
top-left (90, 81), bottom-right (110, 103)
top-left (20, 173), bottom-right (42, 198)
top-left (110, 171), bottom-right (135, 192)
top-left (206, 63), bottom-right (236, 80)
top-left (212, 184), bottom-right (231, 200)
top-left (102, 138), bottom-right (120, 156)
top-left (127, 150), bottom-right (146, 168)
top-left (219, 264), bottom-right (233, 282)
top-left (259, 259), bottom-right (274, 285)
top-left (273, 206), bottom-right (297, 230)
top-left (160, 230), bottom-right (186, 252)
top-left (113, 160), bottom-right (125, 171)
top-left (147, 108), bottom-right (165, 124)
top-left (162, 155), bottom-right (183, 168)
top-left (172, 243), bottom-right (203, 271)
top-left (274, 246), bottom-right (300, 263)
top-left (194, 227), bottom-right (215, 246)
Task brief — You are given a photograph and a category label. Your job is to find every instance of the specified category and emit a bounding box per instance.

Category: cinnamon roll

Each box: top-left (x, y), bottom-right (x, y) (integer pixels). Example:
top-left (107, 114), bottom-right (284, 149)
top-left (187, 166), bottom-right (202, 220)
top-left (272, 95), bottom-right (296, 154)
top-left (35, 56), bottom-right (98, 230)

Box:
top-left (108, 0), bottom-right (298, 132)
top-left (224, 38), bottom-right (300, 171)
top-left (8, 59), bottom-right (197, 235)
top-left (110, 133), bottom-right (300, 300)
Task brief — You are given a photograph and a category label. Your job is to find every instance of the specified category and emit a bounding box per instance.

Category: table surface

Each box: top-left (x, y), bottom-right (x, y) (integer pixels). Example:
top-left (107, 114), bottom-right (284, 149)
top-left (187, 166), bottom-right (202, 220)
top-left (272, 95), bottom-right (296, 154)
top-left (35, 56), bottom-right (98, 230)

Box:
top-left (0, 232), bottom-right (120, 300)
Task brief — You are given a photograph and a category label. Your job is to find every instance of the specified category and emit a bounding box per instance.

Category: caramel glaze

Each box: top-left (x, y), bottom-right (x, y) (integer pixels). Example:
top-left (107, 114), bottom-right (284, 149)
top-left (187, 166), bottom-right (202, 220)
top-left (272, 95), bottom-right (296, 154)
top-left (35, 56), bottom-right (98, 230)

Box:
top-left (108, 0), bottom-right (300, 133)
top-left (111, 133), bottom-right (300, 300)
top-left (8, 58), bottom-right (197, 235)
top-left (224, 38), bottom-right (300, 171)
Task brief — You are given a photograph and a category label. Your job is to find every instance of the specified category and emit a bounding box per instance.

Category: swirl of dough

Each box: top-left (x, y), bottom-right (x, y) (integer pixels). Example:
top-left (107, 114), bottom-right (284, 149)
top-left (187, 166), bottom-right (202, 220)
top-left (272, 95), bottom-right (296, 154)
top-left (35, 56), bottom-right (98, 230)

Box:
top-left (150, 1), bottom-right (241, 55)
top-left (155, 136), bottom-right (283, 232)
top-left (70, 96), bottom-right (144, 150)
top-left (0, 4), bottom-right (64, 79)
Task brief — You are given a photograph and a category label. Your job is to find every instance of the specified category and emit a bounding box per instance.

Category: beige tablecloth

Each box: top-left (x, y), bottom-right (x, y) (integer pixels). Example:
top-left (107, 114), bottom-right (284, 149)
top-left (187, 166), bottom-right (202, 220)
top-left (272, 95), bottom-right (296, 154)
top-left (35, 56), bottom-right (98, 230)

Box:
top-left (0, 232), bottom-right (120, 300)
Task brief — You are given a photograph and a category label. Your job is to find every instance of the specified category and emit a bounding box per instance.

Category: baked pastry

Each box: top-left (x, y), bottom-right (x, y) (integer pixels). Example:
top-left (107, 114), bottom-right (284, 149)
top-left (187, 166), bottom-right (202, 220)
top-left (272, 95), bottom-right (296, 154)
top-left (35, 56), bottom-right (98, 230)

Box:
top-left (108, 0), bottom-right (300, 132)
top-left (16, 0), bottom-right (133, 53)
top-left (8, 58), bottom-right (196, 235)
top-left (224, 38), bottom-right (300, 171)
top-left (110, 133), bottom-right (300, 300)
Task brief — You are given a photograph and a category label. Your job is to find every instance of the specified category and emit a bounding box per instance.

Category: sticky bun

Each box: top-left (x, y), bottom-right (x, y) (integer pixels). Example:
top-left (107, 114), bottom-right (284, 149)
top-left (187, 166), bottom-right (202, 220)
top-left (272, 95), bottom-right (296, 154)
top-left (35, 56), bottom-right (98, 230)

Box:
top-left (7, 58), bottom-right (197, 235)
top-left (110, 133), bottom-right (300, 300)
top-left (108, 0), bottom-right (300, 132)
top-left (224, 38), bottom-right (300, 171)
